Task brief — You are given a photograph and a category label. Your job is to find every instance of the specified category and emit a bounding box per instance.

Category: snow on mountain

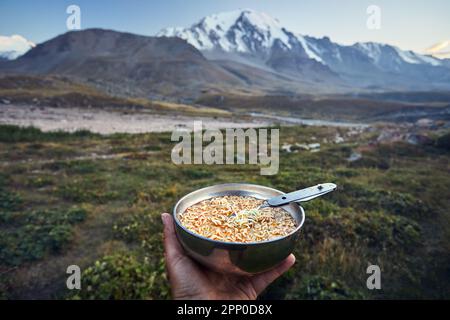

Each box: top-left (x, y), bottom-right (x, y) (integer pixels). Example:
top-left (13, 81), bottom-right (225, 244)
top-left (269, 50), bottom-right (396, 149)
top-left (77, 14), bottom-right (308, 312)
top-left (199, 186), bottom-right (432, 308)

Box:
top-left (353, 42), bottom-right (442, 67)
top-left (0, 34), bottom-right (35, 60)
top-left (353, 42), bottom-right (383, 63)
top-left (296, 34), bottom-right (324, 63)
top-left (158, 9), bottom-right (293, 53)
top-left (157, 9), bottom-right (445, 71)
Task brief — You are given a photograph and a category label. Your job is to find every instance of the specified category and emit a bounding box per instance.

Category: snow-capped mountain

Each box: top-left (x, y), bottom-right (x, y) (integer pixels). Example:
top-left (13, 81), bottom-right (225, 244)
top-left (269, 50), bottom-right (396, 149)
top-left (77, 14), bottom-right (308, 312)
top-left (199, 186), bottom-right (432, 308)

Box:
top-left (0, 35), bottom-right (35, 60)
top-left (158, 9), bottom-right (442, 66)
top-left (158, 9), bottom-right (293, 53)
top-left (158, 9), bottom-right (342, 84)
top-left (158, 9), bottom-right (450, 90)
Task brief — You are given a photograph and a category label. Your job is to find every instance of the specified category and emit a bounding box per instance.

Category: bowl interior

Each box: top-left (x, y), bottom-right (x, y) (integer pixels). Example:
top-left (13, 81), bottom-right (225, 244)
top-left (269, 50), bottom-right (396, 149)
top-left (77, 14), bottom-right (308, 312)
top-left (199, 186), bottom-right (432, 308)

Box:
top-left (173, 183), bottom-right (305, 240)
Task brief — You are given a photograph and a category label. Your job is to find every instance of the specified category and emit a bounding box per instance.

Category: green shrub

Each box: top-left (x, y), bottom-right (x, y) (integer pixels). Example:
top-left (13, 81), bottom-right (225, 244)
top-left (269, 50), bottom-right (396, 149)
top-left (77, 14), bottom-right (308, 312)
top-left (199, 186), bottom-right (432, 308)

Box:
top-left (144, 145), bottom-right (162, 151)
top-left (41, 161), bottom-right (99, 175)
top-left (0, 125), bottom-right (43, 143)
top-left (65, 207), bottom-right (88, 223)
top-left (301, 199), bottom-right (341, 217)
top-left (0, 190), bottom-right (22, 211)
top-left (304, 210), bottom-right (422, 252)
top-left (0, 211), bottom-right (15, 224)
top-left (334, 168), bottom-right (360, 178)
top-left (333, 183), bottom-right (432, 219)
top-left (181, 168), bottom-right (214, 179)
top-left (72, 253), bottom-right (169, 299)
top-left (287, 275), bottom-right (364, 300)
top-left (349, 156), bottom-right (390, 170)
top-left (25, 176), bottom-right (54, 188)
top-left (47, 224), bottom-right (73, 251)
top-left (113, 215), bottom-right (145, 243)
top-left (0, 124), bottom-right (97, 143)
top-left (113, 212), bottom-right (164, 254)
top-left (0, 173), bottom-right (8, 189)
top-left (57, 181), bottom-right (119, 203)
top-left (65, 161), bottom-right (99, 174)
top-left (0, 207), bottom-right (87, 266)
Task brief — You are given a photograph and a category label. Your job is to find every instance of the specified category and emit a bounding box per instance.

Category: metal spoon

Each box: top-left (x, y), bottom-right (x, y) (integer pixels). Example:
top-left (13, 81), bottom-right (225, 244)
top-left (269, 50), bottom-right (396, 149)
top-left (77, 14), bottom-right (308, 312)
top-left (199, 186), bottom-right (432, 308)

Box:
top-left (259, 183), bottom-right (337, 209)
top-left (231, 183), bottom-right (337, 218)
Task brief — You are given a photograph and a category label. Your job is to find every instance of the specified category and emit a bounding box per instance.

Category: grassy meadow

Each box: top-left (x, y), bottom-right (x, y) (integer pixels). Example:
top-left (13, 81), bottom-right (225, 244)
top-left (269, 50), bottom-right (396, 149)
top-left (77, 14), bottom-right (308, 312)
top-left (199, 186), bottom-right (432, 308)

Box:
top-left (0, 124), bottom-right (449, 299)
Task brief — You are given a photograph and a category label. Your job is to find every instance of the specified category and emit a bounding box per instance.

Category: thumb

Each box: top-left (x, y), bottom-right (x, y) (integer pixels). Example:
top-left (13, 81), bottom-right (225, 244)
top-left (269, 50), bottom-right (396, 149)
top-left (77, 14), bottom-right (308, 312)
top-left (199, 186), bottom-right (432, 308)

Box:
top-left (250, 254), bottom-right (296, 296)
top-left (161, 213), bottom-right (185, 263)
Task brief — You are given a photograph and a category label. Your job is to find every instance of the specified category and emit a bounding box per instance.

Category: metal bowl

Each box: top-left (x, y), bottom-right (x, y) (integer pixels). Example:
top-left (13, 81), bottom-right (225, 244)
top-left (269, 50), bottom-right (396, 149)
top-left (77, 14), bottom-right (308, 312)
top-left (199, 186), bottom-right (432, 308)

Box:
top-left (172, 183), bottom-right (305, 275)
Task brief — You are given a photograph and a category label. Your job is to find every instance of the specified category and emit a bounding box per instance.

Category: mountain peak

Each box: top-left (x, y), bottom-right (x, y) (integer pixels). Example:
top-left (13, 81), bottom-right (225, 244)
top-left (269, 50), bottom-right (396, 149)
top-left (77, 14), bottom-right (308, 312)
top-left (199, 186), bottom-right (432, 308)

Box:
top-left (157, 9), bottom-right (449, 90)
top-left (157, 9), bottom-right (291, 52)
top-left (199, 8), bottom-right (283, 31)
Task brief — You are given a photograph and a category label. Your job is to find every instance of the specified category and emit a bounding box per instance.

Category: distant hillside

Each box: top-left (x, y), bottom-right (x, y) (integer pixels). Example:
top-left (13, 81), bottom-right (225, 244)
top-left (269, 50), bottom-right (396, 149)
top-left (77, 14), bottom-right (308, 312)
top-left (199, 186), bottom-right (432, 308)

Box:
top-left (197, 93), bottom-right (450, 122)
top-left (0, 75), bottom-right (230, 116)
top-left (0, 29), bottom-right (356, 99)
top-left (0, 29), bottom-right (253, 99)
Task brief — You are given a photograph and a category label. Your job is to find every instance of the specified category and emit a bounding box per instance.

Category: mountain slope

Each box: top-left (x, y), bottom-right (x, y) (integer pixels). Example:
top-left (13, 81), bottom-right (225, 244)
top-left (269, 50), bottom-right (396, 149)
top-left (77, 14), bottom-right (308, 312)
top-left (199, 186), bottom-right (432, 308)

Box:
top-left (0, 28), bottom-right (353, 98)
top-left (158, 9), bottom-right (292, 53)
top-left (1, 10), bottom-right (449, 101)
top-left (158, 9), bottom-right (341, 84)
top-left (158, 9), bottom-right (450, 91)
top-left (0, 29), bottom-right (253, 99)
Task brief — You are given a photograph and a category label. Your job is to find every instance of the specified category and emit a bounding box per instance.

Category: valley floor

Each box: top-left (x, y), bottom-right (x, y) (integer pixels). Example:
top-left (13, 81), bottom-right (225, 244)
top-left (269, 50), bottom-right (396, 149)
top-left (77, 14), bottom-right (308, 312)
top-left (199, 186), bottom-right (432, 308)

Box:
top-left (0, 123), bottom-right (449, 299)
top-left (0, 104), bottom-right (273, 134)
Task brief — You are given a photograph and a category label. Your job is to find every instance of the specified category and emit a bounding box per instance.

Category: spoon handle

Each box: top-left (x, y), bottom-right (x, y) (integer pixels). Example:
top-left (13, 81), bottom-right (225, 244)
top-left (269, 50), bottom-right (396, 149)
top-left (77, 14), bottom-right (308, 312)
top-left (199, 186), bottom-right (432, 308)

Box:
top-left (266, 183), bottom-right (337, 207)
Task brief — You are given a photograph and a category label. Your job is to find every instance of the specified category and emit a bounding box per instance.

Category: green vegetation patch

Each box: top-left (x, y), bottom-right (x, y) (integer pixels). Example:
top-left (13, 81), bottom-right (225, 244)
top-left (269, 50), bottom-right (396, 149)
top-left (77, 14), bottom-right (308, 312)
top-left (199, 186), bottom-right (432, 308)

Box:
top-left (305, 210), bottom-right (422, 251)
top-left (71, 253), bottom-right (169, 300)
top-left (287, 275), bottom-right (365, 300)
top-left (0, 207), bottom-right (88, 266)
top-left (0, 124), bottom-right (97, 143)
top-left (332, 182), bottom-right (432, 219)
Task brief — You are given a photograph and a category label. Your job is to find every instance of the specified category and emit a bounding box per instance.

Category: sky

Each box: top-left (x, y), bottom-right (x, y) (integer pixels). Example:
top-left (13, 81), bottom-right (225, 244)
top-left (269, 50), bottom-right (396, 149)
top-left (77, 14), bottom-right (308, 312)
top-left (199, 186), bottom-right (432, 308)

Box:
top-left (0, 0), bottom-right (449, 54)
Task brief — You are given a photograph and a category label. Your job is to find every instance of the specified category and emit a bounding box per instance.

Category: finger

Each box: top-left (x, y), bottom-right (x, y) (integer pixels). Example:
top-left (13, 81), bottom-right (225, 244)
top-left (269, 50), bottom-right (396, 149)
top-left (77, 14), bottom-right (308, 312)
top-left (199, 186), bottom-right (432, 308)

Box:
top-left (161, 213), bottom-right (185, 263)
top-left (250, 254), bottom-right (296, 296)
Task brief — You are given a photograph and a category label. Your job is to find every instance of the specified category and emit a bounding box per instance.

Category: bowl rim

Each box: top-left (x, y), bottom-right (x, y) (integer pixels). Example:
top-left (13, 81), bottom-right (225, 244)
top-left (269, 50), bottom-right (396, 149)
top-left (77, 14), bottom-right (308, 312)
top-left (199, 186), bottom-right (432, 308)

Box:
top-left (172, 183), bottom-right (306, 246)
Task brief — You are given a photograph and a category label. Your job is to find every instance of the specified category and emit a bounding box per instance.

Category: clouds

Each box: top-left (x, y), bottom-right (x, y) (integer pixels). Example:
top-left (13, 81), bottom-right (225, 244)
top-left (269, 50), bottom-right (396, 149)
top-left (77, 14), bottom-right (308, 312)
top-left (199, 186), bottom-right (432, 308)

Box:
top-left (425, 40), bottom-right (450, 59)
top-left (0, 34), bottom-right (35, 60)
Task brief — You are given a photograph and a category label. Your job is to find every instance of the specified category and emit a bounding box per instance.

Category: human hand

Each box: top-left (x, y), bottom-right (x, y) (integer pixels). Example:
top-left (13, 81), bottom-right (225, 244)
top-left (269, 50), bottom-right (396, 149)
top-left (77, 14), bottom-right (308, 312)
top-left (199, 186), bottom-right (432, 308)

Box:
top-left (161, 213), bottom-right (295, 300)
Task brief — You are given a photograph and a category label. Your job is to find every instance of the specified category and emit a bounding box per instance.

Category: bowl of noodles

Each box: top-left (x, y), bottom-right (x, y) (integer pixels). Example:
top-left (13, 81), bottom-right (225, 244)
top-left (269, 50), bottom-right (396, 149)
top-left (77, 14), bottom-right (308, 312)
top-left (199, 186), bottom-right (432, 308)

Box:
top-left (172, 183), bottom-right (305, 275)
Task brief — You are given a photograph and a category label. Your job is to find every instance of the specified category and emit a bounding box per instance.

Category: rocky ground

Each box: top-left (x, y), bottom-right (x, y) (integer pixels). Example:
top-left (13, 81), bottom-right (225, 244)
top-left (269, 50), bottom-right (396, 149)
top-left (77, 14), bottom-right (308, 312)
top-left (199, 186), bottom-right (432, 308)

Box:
top-left (0, 104), bottom-right (273, 134)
